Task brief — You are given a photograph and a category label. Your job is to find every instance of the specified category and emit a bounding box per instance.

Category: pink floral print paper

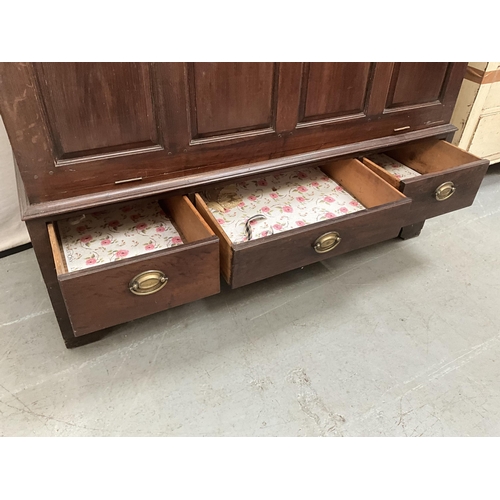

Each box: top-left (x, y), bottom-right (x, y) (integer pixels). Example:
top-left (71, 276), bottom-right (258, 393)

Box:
top-left (366, 153), bottom-right (421, 180)
top-left (201, 166), bottom-right (365, 245)
top-left (57, 200), bottom-right (183, 272)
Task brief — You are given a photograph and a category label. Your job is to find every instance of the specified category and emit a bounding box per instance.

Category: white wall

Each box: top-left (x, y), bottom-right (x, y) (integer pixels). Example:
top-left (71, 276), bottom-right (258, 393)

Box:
top-left (0, 116), bottom-right (30, 251)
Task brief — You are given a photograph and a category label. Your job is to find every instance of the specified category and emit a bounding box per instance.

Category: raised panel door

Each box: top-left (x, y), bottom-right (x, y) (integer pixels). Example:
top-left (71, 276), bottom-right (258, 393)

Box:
top-left (33, 63), bottom-right (161, 161)
top-left (386, 62), bottom-right (450, 108)
top-left (188, 62), bottom-right (277, 139)
top-left (298, 62), bottom-right (373, 124)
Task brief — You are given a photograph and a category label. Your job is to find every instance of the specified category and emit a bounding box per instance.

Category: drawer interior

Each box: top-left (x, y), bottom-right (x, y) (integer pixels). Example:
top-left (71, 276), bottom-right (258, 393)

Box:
top-left (48, 195), bottom-right (215, 276)
top-left (363, 138), bottom-right (482, 188)
top-left (195, 158), bottom-right (406, 283)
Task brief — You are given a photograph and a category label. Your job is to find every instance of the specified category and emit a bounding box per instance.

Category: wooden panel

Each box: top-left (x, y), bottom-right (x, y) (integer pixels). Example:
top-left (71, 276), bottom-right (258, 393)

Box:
top-left (387, 63), bottom-right (450, 108)
top-left (189, 63), bottom-right (277, 139)
top-left (34, 62), bottom-right (159, 159)
top-left (0, 62), bottom-right (465, 205)
top-left (299, 63), bottom-right (372, 122)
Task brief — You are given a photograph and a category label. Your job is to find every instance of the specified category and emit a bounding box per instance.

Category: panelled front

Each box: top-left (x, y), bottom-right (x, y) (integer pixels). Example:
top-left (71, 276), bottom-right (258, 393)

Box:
top-left (34, 63), bottom-right (161, 159)
top-left (380, 63), bottom-right (467, 127)
top-left (188, 63), bottom-right (277, 139)
top-left (297, 63), bottom-right (373, 124)
top-left (0, 62), bottom-right (468, 204)
top-left (386, 63), bottom-right (450, 108)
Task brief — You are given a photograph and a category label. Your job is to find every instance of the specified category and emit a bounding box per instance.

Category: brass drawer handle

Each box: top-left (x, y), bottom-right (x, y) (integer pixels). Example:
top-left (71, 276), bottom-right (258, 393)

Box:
top-left (394, 126), bottom-right (411, 132)
top-left (313, 231), bottom-right (341, 254)
top-left (435, 181), bottom-right (456, 201)
top-left (129, 270), bottom-right (168, 296)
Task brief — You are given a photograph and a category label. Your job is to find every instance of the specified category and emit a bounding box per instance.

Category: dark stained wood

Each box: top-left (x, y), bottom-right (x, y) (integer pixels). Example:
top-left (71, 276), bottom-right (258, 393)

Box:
top-left (157, 62), bottom-right (191, 154)
top-left (0, 63), bottom-right (56, 190)
top-left (188, 63), bottom-right (277, 138)
top-left (387, 63), bottom-right (450, 108)
top-left (194, 159), bottom-right (411, 288)
top-left (57, 238), bottom-right (219, 336)
top-left (275, 63), bottom-right (303, 133)
top-left (1, 62), bottom-right (483, 347)
top-left (369, 139), bottom-right (489, 224)
top-left (230, 200), bottom-right (410, 289)
top-left (299, 63), bottom-right (372, 122)
top-left (399, 163), bottom-right (488, 223)
top-left (366, 63), bottom-right (394, 116)
top-left (24, 218), bottom-right (77, 346)
top-left (34, 63), bottom-right (160, 159)
top-left (0, 63), bottom-right (468, 205)
top-left (46, 195), bottom-right (220, 336)
top-left (21, 110), bottom-right (461, 204)
top-left (20, 124), bottom-right (458, 220)
top-left (399, 221), bottom-right (426, 240)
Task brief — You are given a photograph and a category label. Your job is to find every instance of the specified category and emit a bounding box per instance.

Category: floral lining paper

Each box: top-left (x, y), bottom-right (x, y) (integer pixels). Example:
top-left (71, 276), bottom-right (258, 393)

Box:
top-left (366, 153), bottom-right (421, 180)
top-left (201, 166), bottom-right (366, 245)
top-left (57, 200), bottom-right (183, 272)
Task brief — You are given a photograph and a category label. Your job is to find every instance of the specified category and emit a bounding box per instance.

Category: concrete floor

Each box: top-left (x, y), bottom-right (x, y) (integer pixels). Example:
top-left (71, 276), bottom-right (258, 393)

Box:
top-left (1, 167), bottom-right (499, 437)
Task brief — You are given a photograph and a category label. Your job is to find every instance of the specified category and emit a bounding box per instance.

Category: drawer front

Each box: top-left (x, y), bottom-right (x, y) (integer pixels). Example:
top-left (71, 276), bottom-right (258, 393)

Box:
top-left (231, 201), bottom-right (410, 288)
top-left (58, 239), bottom-right (219, 336)
top-left (400, 161), bottom-right (489, 223)
top-left (196, 158), bottom-right (411, 289)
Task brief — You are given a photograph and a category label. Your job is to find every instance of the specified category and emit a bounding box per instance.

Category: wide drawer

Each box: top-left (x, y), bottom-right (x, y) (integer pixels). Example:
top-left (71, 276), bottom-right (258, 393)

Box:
top-left (48, 196), bottom-right (220, 336)
top-left (195, 159), bottom-right (411, 288)
top-left (363, 138), bottom-right (489, 224)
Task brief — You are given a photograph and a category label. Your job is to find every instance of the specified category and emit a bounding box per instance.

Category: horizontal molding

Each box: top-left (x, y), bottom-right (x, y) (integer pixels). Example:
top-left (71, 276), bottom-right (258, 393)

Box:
top-left (21, 124), bottom-right (457, 221)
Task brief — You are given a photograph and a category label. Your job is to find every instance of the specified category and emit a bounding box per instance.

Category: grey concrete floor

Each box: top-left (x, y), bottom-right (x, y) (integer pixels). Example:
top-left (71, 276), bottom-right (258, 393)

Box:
top-left (1, 167), bottom-right (499, 437)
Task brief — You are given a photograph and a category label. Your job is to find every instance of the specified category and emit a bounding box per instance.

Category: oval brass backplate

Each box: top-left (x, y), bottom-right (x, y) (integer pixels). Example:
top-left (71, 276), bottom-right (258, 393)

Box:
top-left (313, 231), bottom-right (341, 254)
top-left (435, 181), bottom-right (456, 201)
top-left (129, 270), bottom-right (168, 296)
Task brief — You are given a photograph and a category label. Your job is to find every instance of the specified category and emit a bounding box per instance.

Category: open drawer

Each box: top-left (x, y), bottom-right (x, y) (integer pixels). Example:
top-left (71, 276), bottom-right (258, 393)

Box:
top-left (48, 196), bottom-right (220, 336)
top-left (195, 159), bottom-right (411, 288)
top-left (363, 138), bottom-right (489, 224)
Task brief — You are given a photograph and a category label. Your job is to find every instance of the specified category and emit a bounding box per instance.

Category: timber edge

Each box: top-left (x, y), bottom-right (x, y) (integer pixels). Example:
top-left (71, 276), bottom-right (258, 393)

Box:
top-left (18, 124), bottom-right (457, 221)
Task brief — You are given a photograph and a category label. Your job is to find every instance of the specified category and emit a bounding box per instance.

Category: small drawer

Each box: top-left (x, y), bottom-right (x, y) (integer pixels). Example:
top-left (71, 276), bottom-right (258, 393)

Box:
top-left (195, 159), bottom-right (411, 288)
top-left (363, 138), bottom-right (489, 224)
top-left (48, 196), bottom-right (220, 336)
